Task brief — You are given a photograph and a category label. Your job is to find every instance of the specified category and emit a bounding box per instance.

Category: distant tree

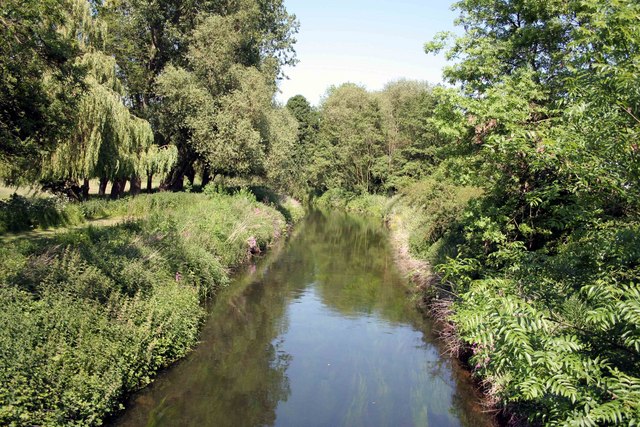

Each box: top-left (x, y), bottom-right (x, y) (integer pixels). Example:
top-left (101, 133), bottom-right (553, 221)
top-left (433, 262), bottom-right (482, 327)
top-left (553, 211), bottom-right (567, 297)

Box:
top-left (265, 107), bottom-right (300, 195)
top-left (286, 95), bottom-right (319, 146)
top-left (315, 84), bottom-right (386, 194)
top-left (281, 95), bottom-right (318, 197)
top-left (376, 80), bottom-right (442, 189)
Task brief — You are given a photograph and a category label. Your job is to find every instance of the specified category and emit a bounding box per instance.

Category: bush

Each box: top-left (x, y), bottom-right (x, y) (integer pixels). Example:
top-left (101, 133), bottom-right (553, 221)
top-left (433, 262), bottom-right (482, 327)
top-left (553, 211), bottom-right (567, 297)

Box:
top-left (0, 194), bottom-right (85, 232)
top-left (0, 192), bottom-right (292, 426)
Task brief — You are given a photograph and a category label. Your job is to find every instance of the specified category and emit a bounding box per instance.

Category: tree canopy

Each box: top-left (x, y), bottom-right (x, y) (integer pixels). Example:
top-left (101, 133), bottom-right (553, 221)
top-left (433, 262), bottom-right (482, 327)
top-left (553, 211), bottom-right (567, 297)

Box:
top-left (0, 0), bottom-right (299, 196)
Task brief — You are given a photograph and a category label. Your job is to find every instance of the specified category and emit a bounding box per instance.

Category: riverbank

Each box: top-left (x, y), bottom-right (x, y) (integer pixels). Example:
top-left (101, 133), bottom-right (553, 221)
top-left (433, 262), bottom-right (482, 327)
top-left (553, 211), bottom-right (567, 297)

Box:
top-left (0, 189), bottom-right (304, 426)
top-left (316, 184), bottom-right (640, 425)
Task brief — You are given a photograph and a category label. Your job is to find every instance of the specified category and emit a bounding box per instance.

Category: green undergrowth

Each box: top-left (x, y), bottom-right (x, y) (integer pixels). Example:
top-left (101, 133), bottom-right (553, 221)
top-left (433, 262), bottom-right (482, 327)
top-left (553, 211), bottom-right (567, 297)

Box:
top-left (0, 185), bottom-right (305, 236)
top-left (0, 190), bottom-right (299, 426)
top-left (439, 200), bottom-right (640, 425)
top-left (0, 194), bottom-right (143, 234)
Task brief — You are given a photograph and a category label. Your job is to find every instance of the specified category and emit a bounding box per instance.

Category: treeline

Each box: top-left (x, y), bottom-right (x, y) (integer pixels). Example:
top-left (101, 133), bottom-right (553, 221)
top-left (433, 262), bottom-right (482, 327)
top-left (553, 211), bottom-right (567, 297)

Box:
top-left (287, 0), bottom-right (640, 425)
top-left (0, 0), bottom-right (299, 198)
top-left (282, 80), bottom-right (450, 197)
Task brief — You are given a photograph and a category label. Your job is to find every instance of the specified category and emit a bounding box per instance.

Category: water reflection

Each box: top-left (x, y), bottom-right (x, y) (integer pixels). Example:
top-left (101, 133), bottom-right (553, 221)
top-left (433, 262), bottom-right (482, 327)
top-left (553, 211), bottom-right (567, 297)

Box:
top-left (114, 211), bottom-right (491, 427)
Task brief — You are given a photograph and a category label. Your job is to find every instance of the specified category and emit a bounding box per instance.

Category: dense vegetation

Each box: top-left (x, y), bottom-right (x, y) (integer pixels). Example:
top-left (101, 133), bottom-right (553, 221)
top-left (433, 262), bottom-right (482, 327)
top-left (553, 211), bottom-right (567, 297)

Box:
top-left (305, 0), bottom-right (640, 425)
top-left (0, 0), bottom-right (300, 197)
top-left (0, 190), bottom-right (302, 426)
top-left (3, 0), bottom-right (640, 425)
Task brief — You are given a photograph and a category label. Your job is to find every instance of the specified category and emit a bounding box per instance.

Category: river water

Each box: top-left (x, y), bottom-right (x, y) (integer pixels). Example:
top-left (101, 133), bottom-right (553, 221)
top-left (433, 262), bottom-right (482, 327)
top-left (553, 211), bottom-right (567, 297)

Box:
top-left (115, 211), bottom-right (492, 427)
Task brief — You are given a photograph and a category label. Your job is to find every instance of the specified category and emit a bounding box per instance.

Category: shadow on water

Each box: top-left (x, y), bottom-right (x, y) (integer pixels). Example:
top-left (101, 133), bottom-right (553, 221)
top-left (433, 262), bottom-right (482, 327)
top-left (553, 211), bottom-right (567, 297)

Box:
top-left (113, 210), bottom-right (493, 427)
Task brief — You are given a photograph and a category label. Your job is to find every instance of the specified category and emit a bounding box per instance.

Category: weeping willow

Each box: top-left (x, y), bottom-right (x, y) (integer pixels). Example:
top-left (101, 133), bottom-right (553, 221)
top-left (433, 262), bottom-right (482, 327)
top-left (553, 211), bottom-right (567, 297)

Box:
top-left (46, 51), bottom-right (153, 183)
top-left (58, 0), bottom-right (107, 50)
top-left (141, 145), bottom-right (179, 181)
top-left (44, 1), bottom-right (153, 186)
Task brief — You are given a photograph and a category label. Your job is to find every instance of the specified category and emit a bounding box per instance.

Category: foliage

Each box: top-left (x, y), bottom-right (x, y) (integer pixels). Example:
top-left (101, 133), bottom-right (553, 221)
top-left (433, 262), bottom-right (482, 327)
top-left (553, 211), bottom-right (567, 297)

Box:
top-left (313, 84), bottom-right (387, 194)
top-left (0, 194), bottom-right (83, 233)
top-left (46, 51), bottom-right (155, 183)
top-left (0, 192), bottom-right (292, 426)
top-left (154, 4), bottom-right (299, 187)
top-left (140, 144), bottom-right (178, 183)
top-left (0, 0), bottom-right (85, 183)
top-left (375, 80), bottom-right (445, 191)
top-left (304, 80), bottom-right (459, 196)
top-left (1, 0), bottom-right (299, 193)
top-left (417, 0), bottom-right (640, 424)
top-left (315, 188), bottom-right (389, 219)
top-left (277, 94), bottom-right (319, 199)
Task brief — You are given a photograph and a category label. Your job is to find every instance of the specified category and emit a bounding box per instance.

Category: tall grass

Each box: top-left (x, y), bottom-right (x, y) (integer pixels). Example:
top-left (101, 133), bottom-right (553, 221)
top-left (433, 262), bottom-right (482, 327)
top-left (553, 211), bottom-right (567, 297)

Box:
top-left (0, 191), bottom-right (297, 426)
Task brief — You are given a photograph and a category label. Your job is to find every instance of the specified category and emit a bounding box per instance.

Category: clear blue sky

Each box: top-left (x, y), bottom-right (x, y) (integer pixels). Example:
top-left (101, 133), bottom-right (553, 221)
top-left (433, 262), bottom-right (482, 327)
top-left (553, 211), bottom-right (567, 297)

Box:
top-left (276, 0), bottom-right (459, 106)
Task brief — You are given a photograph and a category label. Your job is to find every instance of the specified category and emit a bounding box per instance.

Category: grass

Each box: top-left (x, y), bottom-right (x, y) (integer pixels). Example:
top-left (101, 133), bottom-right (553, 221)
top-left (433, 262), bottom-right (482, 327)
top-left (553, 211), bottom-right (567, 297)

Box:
top-left (0, 190), bottom-right (302, 427)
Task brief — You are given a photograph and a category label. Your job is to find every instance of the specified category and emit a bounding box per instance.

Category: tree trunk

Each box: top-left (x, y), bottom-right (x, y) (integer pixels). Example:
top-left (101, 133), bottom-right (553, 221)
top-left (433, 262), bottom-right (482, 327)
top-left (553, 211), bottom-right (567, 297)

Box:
top-left (81, 178), bottom-right (90, 201)
top-left (147, 174), bottom-right (153, 193)
top-left (185, 164), bottom-right (196, 187)
top-left (161, 145), bottom-right (196, 192)
top-left (119, 178), bottom-right (128, 197)
top-left (161, 171), bottom-right (184, 192)
top-left (110, 178), bottom-right (127, 199)
top-left (201, 166), bottom-right (211, 188)
top-left (98, 177), bottom-right (108, 197)
top-left (130, 175), bottom-right (142, 196)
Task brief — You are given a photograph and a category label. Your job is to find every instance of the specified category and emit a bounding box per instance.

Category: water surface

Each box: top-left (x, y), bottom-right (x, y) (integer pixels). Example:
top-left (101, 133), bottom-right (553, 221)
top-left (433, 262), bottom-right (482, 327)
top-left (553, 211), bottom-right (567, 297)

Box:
top-left (115, 211), bottom-right (491, 427)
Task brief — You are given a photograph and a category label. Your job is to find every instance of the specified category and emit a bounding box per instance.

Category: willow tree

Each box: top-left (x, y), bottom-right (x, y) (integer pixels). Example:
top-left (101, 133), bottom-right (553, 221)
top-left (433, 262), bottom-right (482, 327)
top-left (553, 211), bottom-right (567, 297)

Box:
top-left (0, 0), bottom-right (91, 183)
top-left (46, 51), bottom-right (153, 198)
top-left (140, 144), bottom-right (178, 193)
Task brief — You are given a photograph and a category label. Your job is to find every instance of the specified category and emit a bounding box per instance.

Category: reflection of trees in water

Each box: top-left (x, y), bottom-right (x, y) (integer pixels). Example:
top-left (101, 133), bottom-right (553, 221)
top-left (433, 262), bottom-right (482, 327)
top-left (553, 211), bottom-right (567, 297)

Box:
top-left (417, 304), bottom-right (494, 427)
top-left (297, 211), bottom-right (417, 324)
top-left (301, 211), bottom-right (492, 427)
top-left (116, 233), bottom-right (315, 427)
top-left (117, 211), bottom-right (492, 427)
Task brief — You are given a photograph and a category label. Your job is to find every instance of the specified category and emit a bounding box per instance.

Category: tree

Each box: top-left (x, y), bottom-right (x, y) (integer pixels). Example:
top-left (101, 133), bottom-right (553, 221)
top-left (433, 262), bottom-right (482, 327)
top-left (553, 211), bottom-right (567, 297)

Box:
top-left (265, 107), bottom-right (300, 195)
top-left (425, 0), bottom-right (640, 424)
top-left (44, 52), bottom-right (153, 197)
top-left (100, 0), bottom-right (298, 189)
top-left (0, 0), bottom-right (85, 183)
top-left (286, 94), bottom-right (319, 147)
top-left (315, 84), bottom-right (386, 194)
top-left (376, 80), bottom-right (442, 190)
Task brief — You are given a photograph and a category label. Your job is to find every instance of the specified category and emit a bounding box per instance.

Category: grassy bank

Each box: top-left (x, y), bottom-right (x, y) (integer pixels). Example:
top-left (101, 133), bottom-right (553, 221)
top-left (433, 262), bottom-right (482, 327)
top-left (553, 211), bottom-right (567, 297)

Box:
top-left (317, 182), bottom-right (640, 425)
top-left (0, 189), bottom-right (303, 426)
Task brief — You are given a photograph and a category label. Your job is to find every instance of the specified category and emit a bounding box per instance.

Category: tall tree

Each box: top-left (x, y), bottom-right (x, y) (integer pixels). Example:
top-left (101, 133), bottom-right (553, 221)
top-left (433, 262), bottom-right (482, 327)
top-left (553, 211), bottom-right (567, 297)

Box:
top-left (376, 80), bottom-right (443, 189)
top-left (425, 0), bottom-right (640, 424)
top-left (100, 0), bottom-right (298, 189)
top-left (45, 52), bottom-right (154, 196)
top-left (0, 0), bottom-right (85, 183)
top-left (315, 84), bottom-right (386, 194)
top-left (153, 1), bottom-right (298, 189)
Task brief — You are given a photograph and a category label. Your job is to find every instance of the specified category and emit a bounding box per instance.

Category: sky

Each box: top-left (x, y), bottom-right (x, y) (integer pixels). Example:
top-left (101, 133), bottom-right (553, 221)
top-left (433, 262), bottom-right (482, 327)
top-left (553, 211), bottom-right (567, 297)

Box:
top-left (276, 0), bottom-right (460, 106)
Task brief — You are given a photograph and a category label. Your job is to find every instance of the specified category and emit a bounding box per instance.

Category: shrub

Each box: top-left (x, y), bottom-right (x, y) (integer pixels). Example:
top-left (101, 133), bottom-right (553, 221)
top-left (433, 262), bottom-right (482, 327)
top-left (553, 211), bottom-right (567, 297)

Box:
top-left (0, 192), bottom-right (292, 426)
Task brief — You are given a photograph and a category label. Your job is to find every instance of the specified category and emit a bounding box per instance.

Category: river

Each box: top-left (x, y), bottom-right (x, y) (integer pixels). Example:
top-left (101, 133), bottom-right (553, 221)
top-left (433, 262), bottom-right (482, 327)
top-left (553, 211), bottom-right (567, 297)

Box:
top-left (114, 211), bottom-right (492, 427)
